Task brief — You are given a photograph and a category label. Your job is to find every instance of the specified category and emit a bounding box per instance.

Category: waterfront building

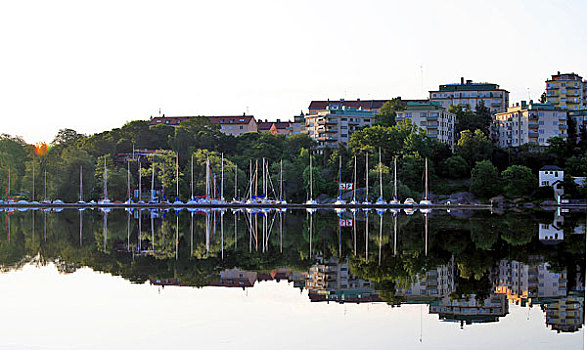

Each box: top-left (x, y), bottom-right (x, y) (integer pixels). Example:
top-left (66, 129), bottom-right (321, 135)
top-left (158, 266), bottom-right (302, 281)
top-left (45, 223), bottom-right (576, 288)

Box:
top-left (429, 294), bottom-right (508, 327)
top-left (538, 165), bottom-right (565, 201)
top-left (306, 258), bottom-right (380, 303)
top-left (495, 101), bottom-right (568, 147)
top-left (395, 101), bottom-right (456, 150)
top-left (304, 105), bottom-right (377, 150)
top-left (209, 268), bottom-right (258, 288)
top-left (149, 114), bottom-right (258, 137)
top-left (545, 72), bottom-right (587, 111)
top-left (429, 77), bottom-right (509, 114)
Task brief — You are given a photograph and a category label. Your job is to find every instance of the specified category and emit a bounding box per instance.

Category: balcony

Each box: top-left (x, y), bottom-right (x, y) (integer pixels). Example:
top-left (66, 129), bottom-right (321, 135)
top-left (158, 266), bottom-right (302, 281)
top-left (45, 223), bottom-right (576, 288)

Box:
top-left (325, 128), bottom-right (338, 134)
top-left (559, 124), bottom-right (568, 129)
top-left (317, 119), bottom-right (337, 126)
top-left (528, 131), bottom-right (539, 137)
top-left (528, 122), bottom-right (539, 129)
top-left (427, 124), bottom-right (438, 129)
top-left (427, 115), bottom-right (439, 121)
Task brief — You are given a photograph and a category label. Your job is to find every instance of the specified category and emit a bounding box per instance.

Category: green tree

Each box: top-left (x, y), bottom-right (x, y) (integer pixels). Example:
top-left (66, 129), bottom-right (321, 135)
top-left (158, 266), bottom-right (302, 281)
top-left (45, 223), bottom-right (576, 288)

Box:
top-left (443, 155), bottom-right (469, 179)
top-left (456, 129), bottom-right (492, 166)
top-left (374, 97), bottom-right (404, 126)
top-left (469, 160), bottom-right (501, 197)
top-left (501, 165), bottom-right (537, 198)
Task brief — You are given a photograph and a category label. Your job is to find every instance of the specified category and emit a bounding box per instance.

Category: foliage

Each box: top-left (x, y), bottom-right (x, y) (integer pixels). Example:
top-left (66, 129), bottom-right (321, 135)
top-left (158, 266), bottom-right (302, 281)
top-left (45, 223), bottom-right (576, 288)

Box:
top-left (455, 129), bottom-right (492, 166)
top-left (469, 160), bottom-right (501, 198)
top-left (501, 165), bottom-right (537, 198)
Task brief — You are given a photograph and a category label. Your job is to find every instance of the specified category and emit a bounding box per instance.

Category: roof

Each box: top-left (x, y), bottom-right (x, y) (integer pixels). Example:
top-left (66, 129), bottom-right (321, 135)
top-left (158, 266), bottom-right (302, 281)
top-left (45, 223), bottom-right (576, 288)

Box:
top-left (309, 99), bottom-right (389, 111)
top-left (540, 165), bottom-right (564, 171)
top-left (149, 115), bottom-right (255, 126)
top-left (432, 82), bottom-right (508, 93)
top-left (257, 122), bottom-right (273, 131)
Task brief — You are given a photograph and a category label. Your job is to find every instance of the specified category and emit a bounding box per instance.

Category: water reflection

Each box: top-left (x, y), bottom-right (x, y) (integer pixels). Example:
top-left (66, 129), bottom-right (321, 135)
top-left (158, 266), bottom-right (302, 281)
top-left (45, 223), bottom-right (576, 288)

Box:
top-left (0, 207), bottom-right (585, 336)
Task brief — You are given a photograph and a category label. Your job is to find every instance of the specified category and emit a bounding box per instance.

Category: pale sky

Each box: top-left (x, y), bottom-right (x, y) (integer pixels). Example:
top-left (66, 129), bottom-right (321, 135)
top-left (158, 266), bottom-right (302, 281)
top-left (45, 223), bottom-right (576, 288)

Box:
top-left (1, 0), bottom-right (586, 143)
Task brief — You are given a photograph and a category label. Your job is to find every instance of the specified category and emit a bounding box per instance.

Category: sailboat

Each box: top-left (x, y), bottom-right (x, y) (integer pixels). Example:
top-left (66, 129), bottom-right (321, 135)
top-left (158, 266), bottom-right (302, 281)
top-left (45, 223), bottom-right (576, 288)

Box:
top-left (362, 152), bottom-right (371, 206)
top-left (334, 156), bottom-right (346, 206)
top-left (40, 169), bottom-right (51, 205)
top-left (187, 154), bottom-right (198, 206)
top-left (389, 156), bottom-right (400, 206)
top-left (419, 157), bottom-right (432, 207)
top-left (125, 160), bottom-right (133, 204)
top-left (306, 152), bottom-right (317, 206)
top-left (375, 148), bottom-right (387, 206)
top-left (30, 163), bottom-right (39, 205)
top-left (173, 153), bottom-right (184, 205)
top-left (231, 163), bottom-right (241, 204)
top-left (99, 158), bottom-right (111, 205)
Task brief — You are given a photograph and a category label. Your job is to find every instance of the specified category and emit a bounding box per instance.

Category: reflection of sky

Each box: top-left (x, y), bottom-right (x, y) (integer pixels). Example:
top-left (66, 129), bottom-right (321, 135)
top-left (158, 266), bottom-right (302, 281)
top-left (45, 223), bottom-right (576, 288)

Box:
top-left (0, 264), bottom-right (583, 350)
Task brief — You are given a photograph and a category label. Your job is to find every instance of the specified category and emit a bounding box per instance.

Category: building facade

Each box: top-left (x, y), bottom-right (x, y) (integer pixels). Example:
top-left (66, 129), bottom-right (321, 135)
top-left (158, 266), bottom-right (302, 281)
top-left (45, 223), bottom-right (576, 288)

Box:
top-left (149, 115), bottom-right (258, 137)
top-left (495, 101), bottom-right (568, 147)
top-left (429, 77), bottom-right (509, 114)
top-left (308, 99), bottom-right (388, 115)
top-left (304, 105), bottom-right (376, 150)
top-left (545, 72), bottom-right (587, 111)
top-left (395, 101), bottom-right (455, 150)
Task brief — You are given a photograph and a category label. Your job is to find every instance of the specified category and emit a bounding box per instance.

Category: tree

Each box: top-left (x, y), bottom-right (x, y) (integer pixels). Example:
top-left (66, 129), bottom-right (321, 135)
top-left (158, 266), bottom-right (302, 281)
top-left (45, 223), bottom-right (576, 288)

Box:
top-left (455, 129), bottom-right (492, 166)
top-left (469, 160), bottom-right (501, 197)
top-left (501, 165), bottom-right (537, 198)
top-left (474, 100), bottom-right (492, 136)
top-left (52, 129), bottom-right (83, 147)
top-left (374, 97), bottom-right (404, 126)
top-left (450, 104), bottom-right (487, 137)
top-left (443, 155), bottom-right (469, 179)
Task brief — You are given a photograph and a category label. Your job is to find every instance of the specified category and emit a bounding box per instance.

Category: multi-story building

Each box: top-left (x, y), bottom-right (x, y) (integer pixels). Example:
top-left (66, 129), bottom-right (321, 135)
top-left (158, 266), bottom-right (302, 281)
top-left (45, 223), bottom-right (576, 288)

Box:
top-left (429, 294), bottom-right (508, 327)
top-left (308, 99), bottom-right (389, 115)
top-left (395, 102), bottom-right (456, 150)
top-left (306, 258), bottom-right (380, 303)
top-left (568, 109), bottom-right (587, 135)
top-left (544, 295), bottom-right (585, 333)
top-left (149, 114), bottom-right (258, 137)
top-left (395, 262), bottom-right (455, 298)
top-left (429, 77), bottom-right (509, 114)
top-left (545, 72), bottom-right (587, 111)
top-left (493, 260), bottom-right (568, 305)
top-left (304, 105), bottom-right (376, 150)
top-left (495, 101), bottom-right (568, 147)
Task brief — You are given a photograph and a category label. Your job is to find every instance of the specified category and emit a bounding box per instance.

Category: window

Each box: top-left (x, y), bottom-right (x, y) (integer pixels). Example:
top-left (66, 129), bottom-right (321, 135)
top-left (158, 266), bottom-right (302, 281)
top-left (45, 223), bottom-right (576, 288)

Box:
top-left (341, 118), bottom-right (348, 121)
top-left (341, 126), bottom-right (348, 129)
top-left (341, 134), bottom-right (348, 138)
top-left (239, 126), bottom-right (243, 129)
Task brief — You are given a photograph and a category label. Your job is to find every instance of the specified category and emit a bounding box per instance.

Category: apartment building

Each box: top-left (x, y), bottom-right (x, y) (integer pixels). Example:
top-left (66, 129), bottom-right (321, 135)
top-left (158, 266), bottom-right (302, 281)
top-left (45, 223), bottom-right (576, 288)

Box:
top-left (429, 294), bottom-right (508, 327)
top-left (304, 105), bottom-right (376, 150)
top-left (149, 114), bottom-right (258, 137)
top-left (395, 101), bottom-right (455, 149)
top-left (545, 295), bottom-right (585, 333)
top-left (395, 262), bottom-right (455, 298)
top-left (429, 77), bottom-right (509, 113)
top-left (545, 72), bottom-right (587, 111)
top-left (308, 99), bottom-right (388, 115)
top-left (495, 101), bottom-right (568, 147)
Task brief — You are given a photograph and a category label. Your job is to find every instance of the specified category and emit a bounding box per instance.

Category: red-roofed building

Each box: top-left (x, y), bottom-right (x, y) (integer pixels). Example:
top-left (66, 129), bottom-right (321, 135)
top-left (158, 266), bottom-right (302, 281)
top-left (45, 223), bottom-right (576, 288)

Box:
top-left (308, 99), bottom-right (389, 115)
top-left (149, 114), bottom-right (258, 137)
top-left (257, 119), bottom-right (296, 136)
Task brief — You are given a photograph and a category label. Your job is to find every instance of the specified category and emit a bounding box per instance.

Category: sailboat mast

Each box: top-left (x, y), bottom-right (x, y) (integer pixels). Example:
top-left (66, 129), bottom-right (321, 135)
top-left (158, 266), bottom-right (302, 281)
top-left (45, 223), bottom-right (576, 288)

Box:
top-left (32, 163), bottom-right (35, 202)
top-left (234, 164), bottom-right (238, 201)
top-left (127, 161), bottom-right (131, 201)
top-left (7, 166), bottom-right (10, 199)
top-left (221, 153), bottom-right (224, 201)
top-left (353, 156), bottom-right (356, 202)
top-left (103, 158), bottom-right (108, 200)
top-left (255, 159), bottom-right (258, 198)
top-left (190, 154), bottom-right (194, 200)
top-left (338, 156), bottom-right (342, 199)
top-left (394, 156), bottom-right (398, 200)
top-left (262, 158), bottom-right (266, 199)
top-left (138, 161), bottom-right (142, 202)
top-left (309, 152), bottom-right (313, 201)
top-left (151, 156), bottom-right (155, 201)
top-left (424, 157), bottom-right (428, 201)
top-left (378, 148), bottom-right (383, 200)
top-left (80, 165), bottom-right (83, 202)
top-left (44, 170), bottom-right (47, 201)
top-left (365, 152), bottom-right (369, 202)
top-left (249, 160), bottom-right (252, 201)
top-left (205, 156), bottom-right (210, 200)
top-left (176, 153), bottom-right (179, 201)
top-left (280, 159), bottom-right (283, 201)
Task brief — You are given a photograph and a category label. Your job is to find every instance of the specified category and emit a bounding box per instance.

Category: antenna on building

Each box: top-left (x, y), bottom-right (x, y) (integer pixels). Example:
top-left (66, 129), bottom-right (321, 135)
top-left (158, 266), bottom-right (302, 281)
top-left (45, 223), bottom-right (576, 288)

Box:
top-left (158, 107), bottom-right (162, 117)
top-left (420, 64), bottom-right (424, 97)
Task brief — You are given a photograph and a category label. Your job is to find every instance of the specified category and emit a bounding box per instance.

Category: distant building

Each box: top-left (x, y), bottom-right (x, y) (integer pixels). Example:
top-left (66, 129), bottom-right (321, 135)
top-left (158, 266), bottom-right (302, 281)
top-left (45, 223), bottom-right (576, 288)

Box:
top-left (308, 99), bottom-right (389, 115)
top-left (395, 101), bottom-right (456, 150)
top-left (493, 260), bottom-right (568, 302)
top-left (149, 115), bottom-right (258, 137)
top-left (395, 262), bottom-right (455, 298)
top-left (568, 109), bottom-right (587, 136)
top-left (539, 209), bottom-right (565, 244)
top-left (495, 101), bottom-right (568, 147)
top-left (209, 268), bottom-right (257, 288)
top-left (257, 119), bottom-right (295, 136)
top-left (545, 72), bottom-right (587, 111)
top-left (429, 77), bottom-right (509, 114)
top-left (304, 105), bottom-right (377, 150)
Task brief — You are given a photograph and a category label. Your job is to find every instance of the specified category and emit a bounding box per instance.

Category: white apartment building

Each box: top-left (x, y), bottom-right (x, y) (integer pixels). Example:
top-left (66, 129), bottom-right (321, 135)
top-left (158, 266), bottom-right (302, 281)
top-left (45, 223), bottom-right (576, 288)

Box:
top-left (304, 105), bottom-right (376, 150)
top-left (395, 101), bottom-right (455, 150)
top-left (429, 77), bottom-right (510, 114)
top-left (495, 101), bottom-right (568, 147)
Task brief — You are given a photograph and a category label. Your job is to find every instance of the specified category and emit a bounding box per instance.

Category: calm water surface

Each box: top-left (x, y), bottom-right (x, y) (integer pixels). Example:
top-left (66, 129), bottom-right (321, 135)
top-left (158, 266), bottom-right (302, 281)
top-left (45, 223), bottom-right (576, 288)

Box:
top-left (0, 208), bottom-right (584, 349)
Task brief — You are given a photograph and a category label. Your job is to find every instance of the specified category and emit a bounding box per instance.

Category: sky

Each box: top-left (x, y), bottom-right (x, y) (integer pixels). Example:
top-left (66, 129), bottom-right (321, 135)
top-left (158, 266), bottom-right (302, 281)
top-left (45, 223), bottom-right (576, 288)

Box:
top-left (1, 0), bottom-right (586, 143)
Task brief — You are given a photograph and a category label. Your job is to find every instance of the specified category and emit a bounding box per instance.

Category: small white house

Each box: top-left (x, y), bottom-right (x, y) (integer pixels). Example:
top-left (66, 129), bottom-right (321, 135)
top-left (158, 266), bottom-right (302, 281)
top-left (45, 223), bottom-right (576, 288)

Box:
top-left (539, 165), bottom-right (564, 201)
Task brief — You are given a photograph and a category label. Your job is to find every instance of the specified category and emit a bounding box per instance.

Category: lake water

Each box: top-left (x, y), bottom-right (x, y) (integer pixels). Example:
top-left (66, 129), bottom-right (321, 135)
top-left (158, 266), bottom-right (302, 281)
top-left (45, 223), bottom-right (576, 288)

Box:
top-left (0, 208), bottom-right (584, 349)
